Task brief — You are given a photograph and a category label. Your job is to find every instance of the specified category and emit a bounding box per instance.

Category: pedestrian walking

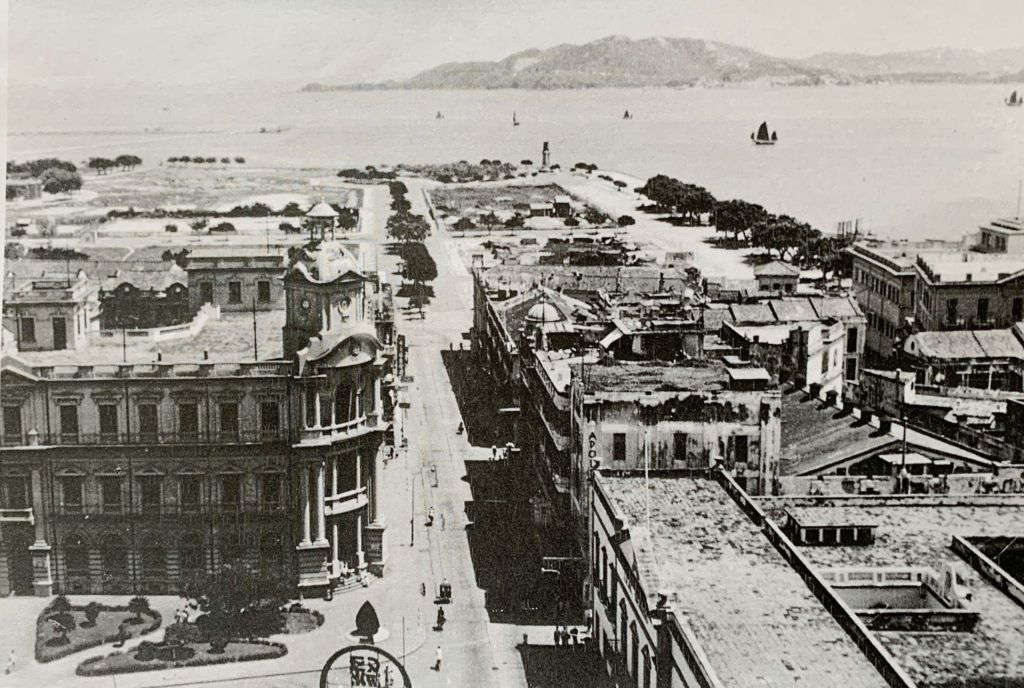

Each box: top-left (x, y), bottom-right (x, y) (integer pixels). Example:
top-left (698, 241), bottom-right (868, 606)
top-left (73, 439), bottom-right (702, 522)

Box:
top-left (440, 512), bottom-right (446, 530)
top-left (5, 649), bottom-right (15, 674)
top-left (553, 626), bottom-right (560, 646)
top-left (491, 445), bottom-right (497, 462)
top-left (427, 506), bottom-right (435, 526)
top-left (435, 645), bottom-right (443, 671)
top-left (436, 606), bottom-right (446, 630)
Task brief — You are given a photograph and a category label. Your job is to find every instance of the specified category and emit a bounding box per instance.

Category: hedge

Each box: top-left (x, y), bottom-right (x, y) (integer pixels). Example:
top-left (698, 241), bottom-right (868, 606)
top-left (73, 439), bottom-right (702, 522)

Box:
top-left (36, 603), bottom-right (161, 663)
top-left (76, 639), bottom-right (287, 676)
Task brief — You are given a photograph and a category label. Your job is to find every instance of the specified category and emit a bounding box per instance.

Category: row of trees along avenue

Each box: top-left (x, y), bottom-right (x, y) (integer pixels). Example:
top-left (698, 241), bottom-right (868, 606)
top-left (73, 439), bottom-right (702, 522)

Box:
top-left (639, 174), bottom-right (851, 279)
top-left (385, 181), bottom-right (436, 316)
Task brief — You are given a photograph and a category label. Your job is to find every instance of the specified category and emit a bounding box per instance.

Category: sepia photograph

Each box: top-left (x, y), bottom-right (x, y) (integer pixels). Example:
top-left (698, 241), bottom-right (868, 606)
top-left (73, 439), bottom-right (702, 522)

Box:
top-left (2, 1), bottom-right (1024, 686)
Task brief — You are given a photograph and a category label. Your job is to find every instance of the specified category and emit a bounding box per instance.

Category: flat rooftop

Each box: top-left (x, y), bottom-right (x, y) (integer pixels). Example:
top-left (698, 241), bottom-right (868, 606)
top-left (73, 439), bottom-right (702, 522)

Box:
top-left (918, 255), bottom-right (1024, 282)
top-left (582, 360), bottom-right (738, 393)
top-left (760, 497), bottom-right (1024, 686)
top-left (15, 310), bottom-right (285, 367)
top-left (600, 475), bottom-right (889, 688)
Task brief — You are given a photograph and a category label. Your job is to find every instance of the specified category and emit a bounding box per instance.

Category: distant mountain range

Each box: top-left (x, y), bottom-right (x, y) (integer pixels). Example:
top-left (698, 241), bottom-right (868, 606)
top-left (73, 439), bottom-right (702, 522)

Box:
top-left (302, 35), bottom-right (1024, 91)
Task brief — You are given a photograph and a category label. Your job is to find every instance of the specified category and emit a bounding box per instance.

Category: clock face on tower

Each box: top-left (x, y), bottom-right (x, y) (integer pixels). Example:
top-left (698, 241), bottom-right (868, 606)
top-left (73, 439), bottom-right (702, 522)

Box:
top-left (300, 297), bottom-right (311, 310)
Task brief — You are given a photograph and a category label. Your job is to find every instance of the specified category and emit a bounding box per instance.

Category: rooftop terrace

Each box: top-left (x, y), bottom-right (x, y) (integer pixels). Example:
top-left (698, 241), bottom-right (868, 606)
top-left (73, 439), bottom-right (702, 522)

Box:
top-left (15, 310), bottom-right (285, 367)
top-left (600, 474), bottom-right (889, 688)
top-left (760, 496), bottom-right (1024, 686)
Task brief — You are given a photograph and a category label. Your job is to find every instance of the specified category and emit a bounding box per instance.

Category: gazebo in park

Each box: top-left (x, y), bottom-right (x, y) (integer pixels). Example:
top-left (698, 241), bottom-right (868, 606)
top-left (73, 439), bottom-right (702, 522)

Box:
top-left (305, 201), bottom-right (339, 241)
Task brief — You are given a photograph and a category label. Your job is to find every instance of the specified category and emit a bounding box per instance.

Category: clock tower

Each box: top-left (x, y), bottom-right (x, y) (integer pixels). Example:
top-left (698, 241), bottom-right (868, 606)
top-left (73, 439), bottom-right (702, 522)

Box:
top-left (282, 242), bottom-right (368, 360)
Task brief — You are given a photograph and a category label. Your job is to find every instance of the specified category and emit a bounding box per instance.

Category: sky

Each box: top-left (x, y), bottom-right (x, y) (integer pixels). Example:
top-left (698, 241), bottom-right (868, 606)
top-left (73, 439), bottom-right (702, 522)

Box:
top-left (7, 0), bottom-right (1024, 89)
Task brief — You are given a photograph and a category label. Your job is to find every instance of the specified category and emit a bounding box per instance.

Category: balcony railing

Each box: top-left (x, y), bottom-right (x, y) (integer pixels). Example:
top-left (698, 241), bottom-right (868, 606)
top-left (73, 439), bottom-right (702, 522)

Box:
top-left (54, 501), bottom-right (286, 517)
top-left (20, 429), bottom-right (289, 448)
top-left (296, 414), bottom-right (380, 446)
top-left (325, 487), bottom-right (368, 516)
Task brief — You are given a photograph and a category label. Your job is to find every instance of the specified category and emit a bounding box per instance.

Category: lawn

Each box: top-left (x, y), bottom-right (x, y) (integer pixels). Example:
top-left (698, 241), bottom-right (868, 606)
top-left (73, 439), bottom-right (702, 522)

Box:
top-left (36, 604), bottom-right (162, 663)
top-left (76, 639), bottom-right (286, 676)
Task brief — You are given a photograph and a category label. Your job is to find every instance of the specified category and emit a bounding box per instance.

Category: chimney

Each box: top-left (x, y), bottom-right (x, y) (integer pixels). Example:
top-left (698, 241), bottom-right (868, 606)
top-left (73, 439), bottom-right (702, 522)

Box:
top-left (809, 382), bottom-right (822, 398)
top-left (156, 351), bottom-right (162, 362)
top-left (861, 409), bottom-right (873, 424)
top-left (203, 349), bottom-right (209, 361)
top-left (825, 390), bottom-right (838, 406)
top-left (878, 416), bottom-right (893, 433)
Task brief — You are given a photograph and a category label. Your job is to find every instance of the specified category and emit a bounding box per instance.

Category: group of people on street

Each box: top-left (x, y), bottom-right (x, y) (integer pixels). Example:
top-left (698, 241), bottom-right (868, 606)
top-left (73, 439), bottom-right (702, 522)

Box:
top-left (554, 625), bottom-right (583, 647)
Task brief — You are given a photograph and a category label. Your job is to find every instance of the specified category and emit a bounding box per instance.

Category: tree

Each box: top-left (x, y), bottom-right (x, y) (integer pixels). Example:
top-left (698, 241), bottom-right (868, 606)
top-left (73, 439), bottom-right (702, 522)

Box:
top-left (167, 157), bottom-right (179, 165)
top-left (520, 159), bottom-right (533, 166)
top-left (564, 216), bottom-right (580, 227)
top-left (453, 217), bottom-right (475, 231)
top-left (179, 156), bottom-right (192, 164)
top-left (714, 199), bottom-right (768, 243)
top-left (617, 215), bottom-right (636, 227)
top-left (614, 180), bottom-right (628, 191)
top-left (234, 157), bottom-right (246, 164)
top-left (128, 596), bottom-right (151, 624)
top-left (387, 213), bottom-right (430, 244)
top-left (88, 157), bottom-right (114, 175)
top-left (391, 197), bottom-right (412, 213)
top-left (504, 214), bottom-right (525, 229)
top-left (165, 223), bottom-right (179, 233)
top-left (39, 168), bottom-right (83, 196)
top-left (388, 181), bottom-right (408, 198)
top-left (180, 564), bottom-right (290, 640)
top-left (399, 242), bottom-right (438, 317)
top-left (583, 207), bottom-right (610, 226)
top-left (220, 157), bottom-right (230, 164)
top-left (337, 210), bottom-right (357, 231)
top-left (210, 221), bottom-right (237, 233)
top-left (205, 157), bottom-right (216, 164)
top-left (8, 158), bottom-right (76, 177)
top-left (190, 218), bottom-right (209, 232)
top-left (677, 184), bottom-right (716, 225)
top-left (751, 215), bottom-right (818, 261)
top-left (478, 212), bottom-right (501, 234)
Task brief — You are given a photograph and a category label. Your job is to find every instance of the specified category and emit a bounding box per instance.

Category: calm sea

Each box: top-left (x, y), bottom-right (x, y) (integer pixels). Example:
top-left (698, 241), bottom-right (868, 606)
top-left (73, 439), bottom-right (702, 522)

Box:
top-left (8, 84), bottom-right (1024, 239)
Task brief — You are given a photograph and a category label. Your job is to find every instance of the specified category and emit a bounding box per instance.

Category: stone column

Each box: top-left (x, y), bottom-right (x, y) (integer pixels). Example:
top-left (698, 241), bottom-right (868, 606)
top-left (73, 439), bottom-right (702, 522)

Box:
top-left (313, 391), bottom-right (322, 429)
top-left (331, 521), bottom-right (341, 575)
top-left (331, 456), bottom-right (339, 496)
top-left (315, 460), bottom-right (327, 545)
top-left (356, 512), bottom-right (365, 569)
top-left (299, 464), bottom-right (311, 545)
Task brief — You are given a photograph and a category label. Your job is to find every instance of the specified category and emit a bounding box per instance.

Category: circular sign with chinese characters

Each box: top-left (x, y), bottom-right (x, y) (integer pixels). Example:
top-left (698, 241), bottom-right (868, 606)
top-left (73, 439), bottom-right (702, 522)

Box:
top-left (320, 645), bottom-right (411, 688)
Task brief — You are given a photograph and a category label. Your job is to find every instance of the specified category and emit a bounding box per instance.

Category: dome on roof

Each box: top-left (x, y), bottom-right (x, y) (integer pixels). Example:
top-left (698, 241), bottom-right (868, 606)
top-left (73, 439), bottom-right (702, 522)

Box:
top-left (526, 302), bottom-right (563, 323)
top-left (307, 202), bottom-right (339, 218)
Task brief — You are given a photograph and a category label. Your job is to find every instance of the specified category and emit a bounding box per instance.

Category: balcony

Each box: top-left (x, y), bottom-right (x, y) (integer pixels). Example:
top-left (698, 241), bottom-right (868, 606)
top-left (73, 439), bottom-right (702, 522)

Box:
top-left (325, 487), bottom-right (368, 516)
top-left (295, 413), bottom-right (380, 447)
top-left (54, 502), bottom-right (286, 517)
top-left (20, 429), bottom-right (289, 449)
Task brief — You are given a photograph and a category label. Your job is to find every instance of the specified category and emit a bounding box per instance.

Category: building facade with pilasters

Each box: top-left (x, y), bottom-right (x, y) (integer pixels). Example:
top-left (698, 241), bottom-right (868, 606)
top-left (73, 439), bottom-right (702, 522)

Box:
top-left (0, 240), bottom-right (394, 597)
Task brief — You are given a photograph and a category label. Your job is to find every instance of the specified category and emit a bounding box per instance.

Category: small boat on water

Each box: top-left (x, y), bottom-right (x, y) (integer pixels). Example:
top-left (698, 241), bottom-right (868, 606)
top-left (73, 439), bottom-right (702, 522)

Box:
top-left (751, 121), bottom-right (776, 145)
top-left (623, 109), bottom-right (633, 120)
top-left (436, 111), bottom-right (444, 119)
top-left (513, 112), bottom-right (520, 127)
top-left (1007, 90), bottom-right (1023, 107)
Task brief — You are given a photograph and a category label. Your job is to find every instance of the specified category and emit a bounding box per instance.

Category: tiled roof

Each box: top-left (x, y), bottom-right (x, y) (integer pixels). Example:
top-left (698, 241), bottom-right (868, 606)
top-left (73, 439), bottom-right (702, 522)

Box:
top-left (770, 299), bottom-right (819, 322)
top-left (601, 475), bottom-right (889, 688)
top-left (906, 328), bottom-right (1024, 361)
top-left (754, 260), bottom-right (800, 277)
top-left (781, 390), bottom-right (895, 473)
top-left (809, 296), bottom-right (863, 319)
top-left (729, 303), bottom-right (776, 324)
top-left (760, 498), bottom-right (1024, 686)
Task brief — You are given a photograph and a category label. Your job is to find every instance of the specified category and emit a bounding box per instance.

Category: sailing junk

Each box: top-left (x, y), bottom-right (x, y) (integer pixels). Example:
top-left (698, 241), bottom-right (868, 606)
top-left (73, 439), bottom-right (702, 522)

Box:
top-left (1008, 91), bottom-right (1023, 107)
top-left (513, 112), bottom-right (520, 126)
top-left (752, 121), bottom-right (776, 145)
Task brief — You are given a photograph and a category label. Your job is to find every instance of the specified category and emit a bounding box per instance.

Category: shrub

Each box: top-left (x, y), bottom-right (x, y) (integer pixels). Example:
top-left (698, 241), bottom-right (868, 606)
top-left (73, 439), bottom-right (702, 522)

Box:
top-left (208, 639), bottom-right (228, 654)
top-left (164, 623), bottom-right (203, 645)
top-left (51, 595), bottom-right (73, 614)
top-left (50, 612), bottom-right (77, 631)
top-left (165, 223), bottom-right (178, 233)
top-left (618, 215), bottom-right (636, 227)
top-left (564, 217), bottom-right (580, 227)
top-left (83, 602), bottom-right (101, 627)
top-left (128, 597), bottom-right (150, 624)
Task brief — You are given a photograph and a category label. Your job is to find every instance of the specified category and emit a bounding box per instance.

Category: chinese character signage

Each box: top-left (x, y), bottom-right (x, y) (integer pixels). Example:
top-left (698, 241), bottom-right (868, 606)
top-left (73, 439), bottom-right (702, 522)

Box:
top-left (320, 645), bottom-right (411, 688)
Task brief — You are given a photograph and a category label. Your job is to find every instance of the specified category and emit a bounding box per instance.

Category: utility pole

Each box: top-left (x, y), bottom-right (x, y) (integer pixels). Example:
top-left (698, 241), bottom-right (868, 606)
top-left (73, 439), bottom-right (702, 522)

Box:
top-left (252, 295), bottom-right (259, 361)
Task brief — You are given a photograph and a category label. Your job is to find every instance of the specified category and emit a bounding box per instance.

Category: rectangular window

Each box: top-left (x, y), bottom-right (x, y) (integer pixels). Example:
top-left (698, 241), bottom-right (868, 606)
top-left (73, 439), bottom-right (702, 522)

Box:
top-left (200, 281), bottom-right (214, 304)
top-left (673, 432), bottom-right (687, 463)
top-left (228, 281), bottom-right (242, 304)
top-left (1014, 298), bottom-right (1023, 322)
top-left (100, 476), bottom-right (123, 513)
top-left (612, 433), bottom-right (626, 462)
top-left (180, 475), bottom-right (202, 511)
top-left (261, 474), bottom-right (280, 508)
top-left (735, 435), bottom-right (749, 463)
top-left (978, 298), bottom-right (989, 323)
top-left (20, 317), bottom-right (35, 343)
top-left (257, 280), bottom-right (271, 303)
top-left (138, 404), bottom-right (158, 442)
top-left (260, 401), bottom-right (280, 437)
top-left (179, 403), bottom-right (199, 440)
top-left (1, 477), bottom-right (28, 509)
top-left (219, 403), bottom-right (239, 439)
top-left (946, 299), bottom-right (959, 324)
top-left (98, 403), bottom-right (119, 441)
top-left (221, 474), bottom-right (241, 511)
top-left (59, 405), bottom-right (79, 443)
top-left (140, 476), bottom-right (161, 513)
top-left (2, 406), bottom-right (22, 441)
top-left (60, 476), bottom-right (83, 511)
top-left (847, 327), bottom-right (858, 353)
top-left (845, 358), bottom-right (858, 381)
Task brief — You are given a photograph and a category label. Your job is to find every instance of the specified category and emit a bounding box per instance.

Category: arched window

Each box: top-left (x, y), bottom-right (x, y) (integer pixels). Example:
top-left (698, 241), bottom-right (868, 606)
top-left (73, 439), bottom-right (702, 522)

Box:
top-left (221, 532), bottom-right (245, 566)
top-left (260, 531), bottom-right (283, 571)
top-left (630, 622), bottom-right (639, 678)
top-left (179, 533), bottom-right (205, 574)
top-left (642, 646), bottom-right (651, 688)
top-left (141, 546), bottom-right (166, 582)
